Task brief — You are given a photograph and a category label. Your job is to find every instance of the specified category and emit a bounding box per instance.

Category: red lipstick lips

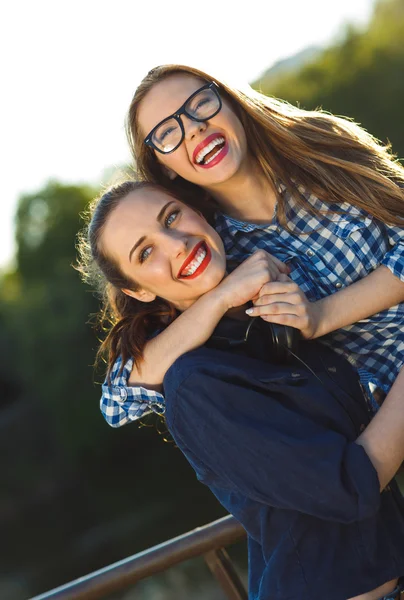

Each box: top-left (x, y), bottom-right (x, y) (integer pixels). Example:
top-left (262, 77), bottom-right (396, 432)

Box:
top-left (193, 133), bottom-right (228, 169)
top-left (177, 241), bottom-right (212, 279)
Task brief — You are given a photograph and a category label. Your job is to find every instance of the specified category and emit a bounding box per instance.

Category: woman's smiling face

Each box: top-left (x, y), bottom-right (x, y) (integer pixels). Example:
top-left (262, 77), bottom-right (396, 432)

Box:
top-left (100, 187), bottom-right (227, 311)
top-left (137, 74), bottom-right (249, 190)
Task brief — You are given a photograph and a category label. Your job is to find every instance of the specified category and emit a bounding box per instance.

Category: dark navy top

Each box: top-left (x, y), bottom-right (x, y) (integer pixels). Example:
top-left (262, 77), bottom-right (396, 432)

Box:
top-left (163, 343), bottom-right (404, 600)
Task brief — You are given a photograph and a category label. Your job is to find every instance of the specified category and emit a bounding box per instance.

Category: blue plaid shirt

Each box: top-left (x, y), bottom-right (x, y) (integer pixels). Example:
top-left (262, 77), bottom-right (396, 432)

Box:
top-left (101, 183), bottom-right (404, 428)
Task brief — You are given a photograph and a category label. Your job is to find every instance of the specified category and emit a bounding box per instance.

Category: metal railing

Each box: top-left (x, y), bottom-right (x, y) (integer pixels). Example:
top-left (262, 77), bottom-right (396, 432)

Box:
top-left (31, 515), bottom-right (247, 600)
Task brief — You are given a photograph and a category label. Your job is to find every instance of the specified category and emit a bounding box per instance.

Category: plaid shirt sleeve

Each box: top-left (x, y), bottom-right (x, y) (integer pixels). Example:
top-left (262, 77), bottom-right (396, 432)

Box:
top-left (100, 355), bottom-right (165, 428)
top-left (380, 221), bottom-right (404, 282)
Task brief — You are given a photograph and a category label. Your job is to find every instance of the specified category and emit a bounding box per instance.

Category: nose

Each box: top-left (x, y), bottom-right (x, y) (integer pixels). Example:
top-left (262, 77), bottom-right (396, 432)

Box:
top-left (160, 230), bottom-right (188, 258)
top-left (182, 114), bottom-right (207, 141)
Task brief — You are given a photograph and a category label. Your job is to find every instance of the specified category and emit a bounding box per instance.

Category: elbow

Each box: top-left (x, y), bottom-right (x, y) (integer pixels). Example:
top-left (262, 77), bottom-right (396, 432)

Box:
top-left (301, 443), bottom-right (381, 523)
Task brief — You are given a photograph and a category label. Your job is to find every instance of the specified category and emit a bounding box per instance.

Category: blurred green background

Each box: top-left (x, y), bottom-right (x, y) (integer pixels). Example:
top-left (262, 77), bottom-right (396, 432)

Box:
top-left (1, 0), bottom-right (404, 598)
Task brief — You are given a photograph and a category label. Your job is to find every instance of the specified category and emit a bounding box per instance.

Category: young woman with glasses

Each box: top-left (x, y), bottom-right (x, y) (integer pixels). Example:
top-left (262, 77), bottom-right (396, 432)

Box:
top-left (79, 180), bottom-right (404, 600)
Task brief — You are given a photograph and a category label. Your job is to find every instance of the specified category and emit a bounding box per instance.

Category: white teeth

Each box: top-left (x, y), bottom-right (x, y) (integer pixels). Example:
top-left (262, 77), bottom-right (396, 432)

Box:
top-left (195, 137), bottom-right (225, 164)
top-left (181, 247), bottom-right (207, 277)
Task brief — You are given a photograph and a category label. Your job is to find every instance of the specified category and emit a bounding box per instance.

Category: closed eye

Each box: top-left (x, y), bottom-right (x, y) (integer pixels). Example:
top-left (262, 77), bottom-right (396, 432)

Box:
top-left (195, 98), bottom-right (211, 110)
top-left (159, 126), bottom-right (177, 142)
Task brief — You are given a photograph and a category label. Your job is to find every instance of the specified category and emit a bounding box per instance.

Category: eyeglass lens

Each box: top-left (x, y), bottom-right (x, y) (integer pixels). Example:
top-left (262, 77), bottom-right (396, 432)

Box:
top-left (152, 87), bottom-right (221, 153)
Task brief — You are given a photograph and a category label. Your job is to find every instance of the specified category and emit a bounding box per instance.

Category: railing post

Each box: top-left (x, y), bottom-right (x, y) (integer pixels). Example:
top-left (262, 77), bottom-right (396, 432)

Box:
top-left (204, 548), bottom-right (248, 600)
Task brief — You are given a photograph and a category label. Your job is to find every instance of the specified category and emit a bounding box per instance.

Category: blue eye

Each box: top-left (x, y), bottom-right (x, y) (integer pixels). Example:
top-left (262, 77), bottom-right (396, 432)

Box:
top-left (165, 210), bottom-right (180, 227)
top-left (139, 246), bottom-right (152, 263)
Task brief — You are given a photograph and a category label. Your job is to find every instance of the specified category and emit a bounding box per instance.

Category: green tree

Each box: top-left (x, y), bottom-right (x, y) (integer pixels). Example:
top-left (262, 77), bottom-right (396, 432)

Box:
top-left (254, 0), bottom-right (404, 158)
top-left (8, 181), bottom-right (107, 457)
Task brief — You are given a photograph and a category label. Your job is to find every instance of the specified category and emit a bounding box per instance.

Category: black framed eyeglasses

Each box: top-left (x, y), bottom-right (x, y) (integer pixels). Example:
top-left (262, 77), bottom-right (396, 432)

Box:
top-left (144, 81), bottom-right (222, 154)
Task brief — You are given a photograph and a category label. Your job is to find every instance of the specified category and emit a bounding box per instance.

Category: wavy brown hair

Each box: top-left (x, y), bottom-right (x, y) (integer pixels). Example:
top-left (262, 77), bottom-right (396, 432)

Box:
top-left (77, 180), bottom-right (188, 377)
top-left (126, 64), bottom-right (404, 226)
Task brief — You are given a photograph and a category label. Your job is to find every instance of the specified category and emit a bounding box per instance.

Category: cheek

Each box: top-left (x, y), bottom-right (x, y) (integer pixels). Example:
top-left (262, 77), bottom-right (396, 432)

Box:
top-left (160, 146), bottom-right (189, 172)
top-left (148, 261), bottom-right (172, 283)
top-left (132, 261), bottom-right (172, 294)
top-left (221, 107), bottom-right (247, 144)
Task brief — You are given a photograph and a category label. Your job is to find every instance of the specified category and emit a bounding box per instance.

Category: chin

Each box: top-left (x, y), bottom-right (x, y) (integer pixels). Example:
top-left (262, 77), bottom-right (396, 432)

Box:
top-left (203, 267), bottom-right (226, 289)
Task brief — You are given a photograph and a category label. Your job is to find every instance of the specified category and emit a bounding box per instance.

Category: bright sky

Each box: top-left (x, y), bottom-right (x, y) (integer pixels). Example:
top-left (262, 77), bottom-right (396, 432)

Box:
top-left (1, 0), bottom-right (377, 269)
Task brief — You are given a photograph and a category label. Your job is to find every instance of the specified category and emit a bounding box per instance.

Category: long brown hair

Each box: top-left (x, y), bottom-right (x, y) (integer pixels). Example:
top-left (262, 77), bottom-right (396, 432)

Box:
top-left (77, 180), bottom-right (182, 376)
top-left (126, 64), bottom-right (404, 226)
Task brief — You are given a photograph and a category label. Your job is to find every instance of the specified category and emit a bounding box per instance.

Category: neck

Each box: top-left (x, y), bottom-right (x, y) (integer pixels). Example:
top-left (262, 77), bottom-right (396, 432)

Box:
top-left (205, 161), bottom-right (278, 223)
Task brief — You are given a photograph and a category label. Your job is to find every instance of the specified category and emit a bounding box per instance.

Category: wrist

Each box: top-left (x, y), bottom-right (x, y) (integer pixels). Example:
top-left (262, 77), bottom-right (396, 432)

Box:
top-left (309, 299), bottom-right (330, 339)
top-left (203, 285), bottom-right (232, 314)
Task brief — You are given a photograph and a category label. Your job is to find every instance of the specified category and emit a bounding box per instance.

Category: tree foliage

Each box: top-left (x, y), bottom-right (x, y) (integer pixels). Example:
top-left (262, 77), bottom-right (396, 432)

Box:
top-left (2, 181), bottom-right (107, 457)
top-left (254, 0), bottom-right (404, 159)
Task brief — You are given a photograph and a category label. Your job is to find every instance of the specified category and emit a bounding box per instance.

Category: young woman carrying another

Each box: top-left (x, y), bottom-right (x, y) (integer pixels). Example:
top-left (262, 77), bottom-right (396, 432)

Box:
top-left (79, 181), bottom-right (404, 600)
top-left (101, 64), bottom-right (404, 422)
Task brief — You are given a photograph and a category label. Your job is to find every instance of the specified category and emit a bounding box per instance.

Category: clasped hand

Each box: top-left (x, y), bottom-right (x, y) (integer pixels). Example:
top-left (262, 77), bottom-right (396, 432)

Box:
top-left (217, 250), bottom-right (320, 339)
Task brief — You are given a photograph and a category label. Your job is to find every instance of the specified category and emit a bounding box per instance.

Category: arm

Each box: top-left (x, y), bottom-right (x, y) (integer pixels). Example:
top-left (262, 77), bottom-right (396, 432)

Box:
top-left (100, 250), bottom-right (288, 428)
top-left (128, 251), bottom-right (288, 388)
top-left (247, 265), bottom-right (404, 339)
top-left (312, 217), bottom-right (404, 336)
top-left (165, 350), bottom-right (380, 523)
top-left (129, 287), bottom-right (228, 388)
top-left (356, 366), bottom-right (404, 490)
top-left (249, 219), bottom-right (404, 338)
top-left (309, 265), bottom-right (404, 338)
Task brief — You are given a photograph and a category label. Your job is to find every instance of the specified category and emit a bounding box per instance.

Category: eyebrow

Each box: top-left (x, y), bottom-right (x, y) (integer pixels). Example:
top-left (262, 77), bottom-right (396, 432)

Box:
top-left (128, 200), bottom-right (176, 262)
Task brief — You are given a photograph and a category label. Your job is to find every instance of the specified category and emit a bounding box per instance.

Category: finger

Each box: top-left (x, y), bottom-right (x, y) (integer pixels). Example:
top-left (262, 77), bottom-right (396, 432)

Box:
top-left (255, 293), bottom-right (303, 309)
top-left (250, 250), bottom-right (290, 275)
top-left (246, 301), bottom-right (300, 317)
top-left (258, 281), bottom-right (297, 297)
top-left (267, 255), bottom-right (291, 274)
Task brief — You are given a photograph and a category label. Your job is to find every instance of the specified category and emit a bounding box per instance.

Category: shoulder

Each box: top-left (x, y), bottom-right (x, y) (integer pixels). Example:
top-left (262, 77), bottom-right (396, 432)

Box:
top-left (163, 347), bottom-right (247, 427)
top-left (164, 347), bottom-right (227, 398)
top-left (164, 346), bottom-right (270, 393)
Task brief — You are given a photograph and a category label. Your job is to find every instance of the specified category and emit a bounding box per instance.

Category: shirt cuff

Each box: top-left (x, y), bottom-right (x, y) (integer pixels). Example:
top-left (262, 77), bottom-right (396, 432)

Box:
top-left (100, 356), bottom-right (165, 428)
top-left (381, 244), bottom-right (404, 282)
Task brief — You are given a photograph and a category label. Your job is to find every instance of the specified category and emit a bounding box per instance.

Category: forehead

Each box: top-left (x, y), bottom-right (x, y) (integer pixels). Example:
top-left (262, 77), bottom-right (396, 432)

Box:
top-left (103, 189), bottom-right (175, 247)
top-left (111, 188), bottom-right (174, 227)
top-left (137, 74), bottom-right (207, 136)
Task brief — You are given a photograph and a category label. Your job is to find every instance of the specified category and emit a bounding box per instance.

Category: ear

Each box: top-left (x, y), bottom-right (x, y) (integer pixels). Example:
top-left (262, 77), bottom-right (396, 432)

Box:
top-left (122, 287), bottom-right (156, 303)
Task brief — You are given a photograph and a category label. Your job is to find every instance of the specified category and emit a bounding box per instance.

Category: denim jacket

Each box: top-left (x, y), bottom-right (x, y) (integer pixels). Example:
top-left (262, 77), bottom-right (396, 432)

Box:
top-left (163, 342), bottom-right (404, 600)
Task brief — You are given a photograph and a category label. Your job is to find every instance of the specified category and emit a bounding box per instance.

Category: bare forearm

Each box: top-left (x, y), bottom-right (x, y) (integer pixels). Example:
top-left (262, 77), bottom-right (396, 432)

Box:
top-left (356, 367), bottom-right (404, 489)
top-left (127, 251), bottom-right (291, 388)
top-left (313, 266), bottom-right (404, 338)
top-left (128, 288), bottom-right (227, 387)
